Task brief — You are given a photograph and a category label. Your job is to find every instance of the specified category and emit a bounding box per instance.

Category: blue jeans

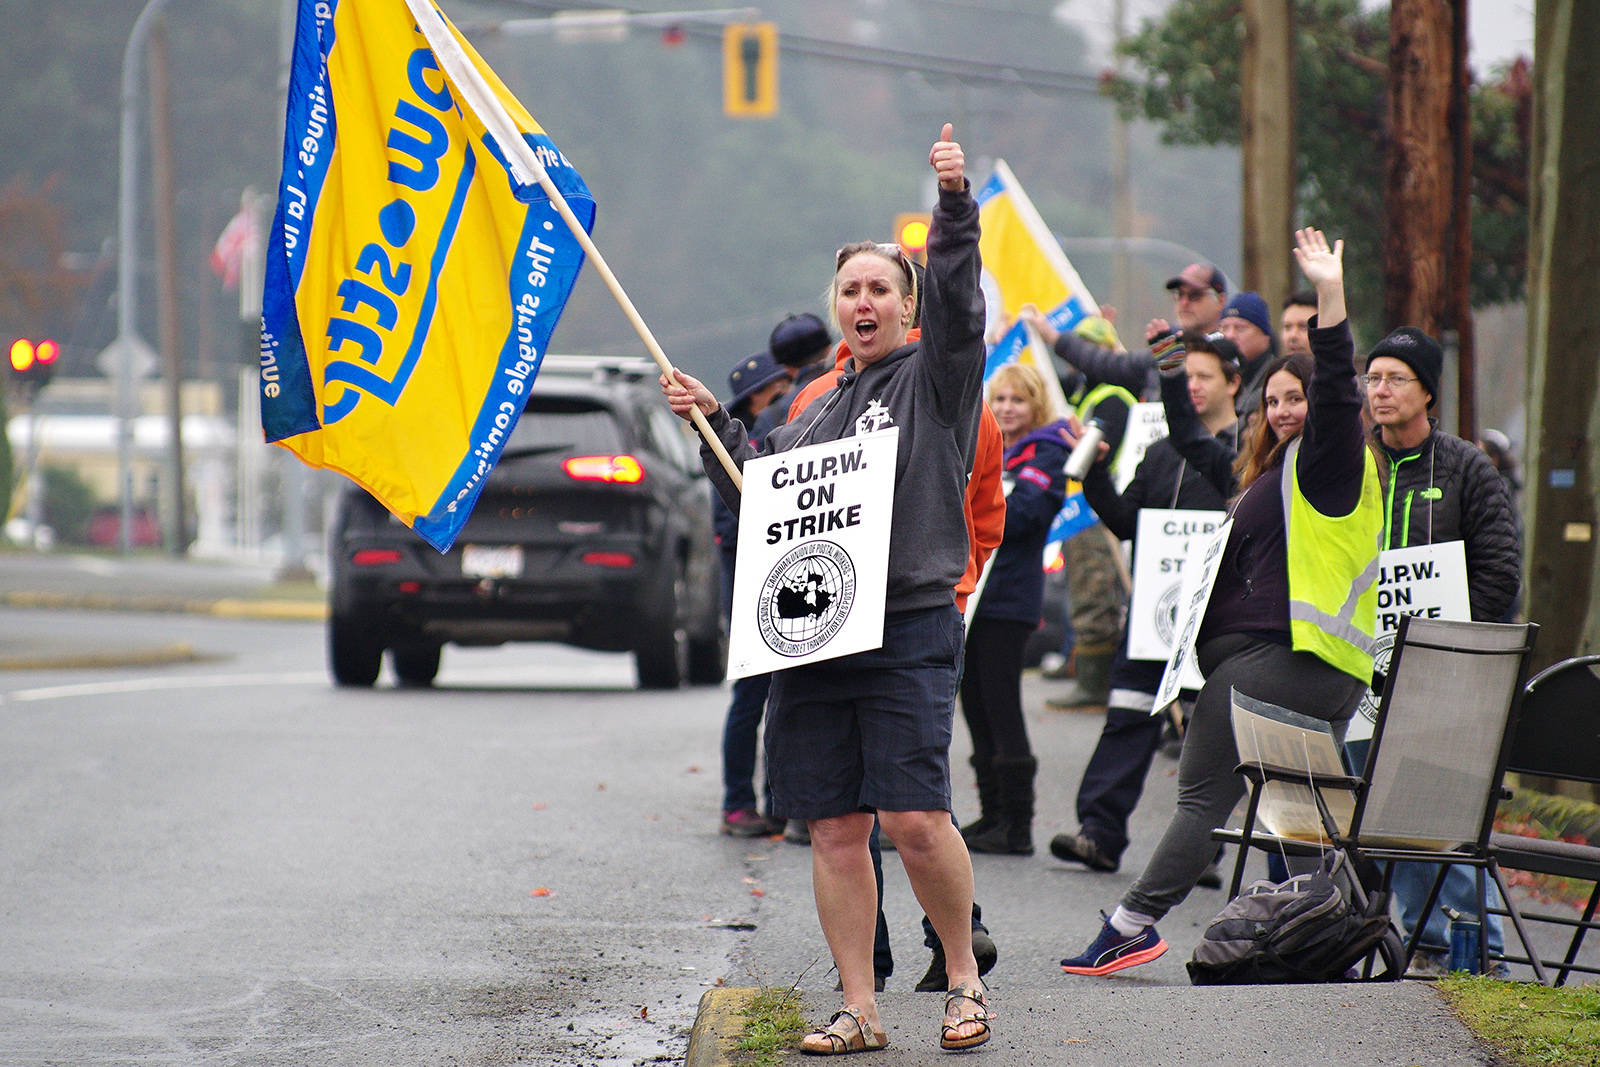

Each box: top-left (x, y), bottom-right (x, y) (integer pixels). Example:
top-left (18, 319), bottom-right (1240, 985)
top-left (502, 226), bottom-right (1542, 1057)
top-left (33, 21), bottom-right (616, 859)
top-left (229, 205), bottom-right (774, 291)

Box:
top-left (1343, 738), bottom-right (1506, 956)
top-left (721, 673), bottom-right (772, 812)
top-left (1391, 862), bottom-right (1507, 956)
top-left (1075, 705), bottom-right (1163, 864)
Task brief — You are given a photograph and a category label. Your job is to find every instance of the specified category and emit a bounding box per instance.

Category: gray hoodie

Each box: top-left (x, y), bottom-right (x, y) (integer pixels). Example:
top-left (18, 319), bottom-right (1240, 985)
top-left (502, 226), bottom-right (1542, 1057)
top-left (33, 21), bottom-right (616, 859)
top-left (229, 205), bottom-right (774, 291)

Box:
top-left (701, 181), bottom-right (986, 614)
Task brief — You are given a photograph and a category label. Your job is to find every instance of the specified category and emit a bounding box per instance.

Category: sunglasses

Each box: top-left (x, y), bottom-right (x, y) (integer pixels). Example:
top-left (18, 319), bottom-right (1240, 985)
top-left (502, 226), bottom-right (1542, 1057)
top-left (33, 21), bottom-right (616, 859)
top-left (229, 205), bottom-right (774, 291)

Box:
top-left (835, 242), bottom-right (917, 291)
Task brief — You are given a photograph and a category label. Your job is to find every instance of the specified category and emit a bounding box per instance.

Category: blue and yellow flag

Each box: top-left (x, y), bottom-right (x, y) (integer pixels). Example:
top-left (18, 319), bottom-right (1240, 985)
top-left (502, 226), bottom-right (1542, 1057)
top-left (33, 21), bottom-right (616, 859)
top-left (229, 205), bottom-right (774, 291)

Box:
top-left (977, 161), bottom-right (1114, 542)
top-left (977, 159), bottom-right (1105, 343)
top-left (261, 0), bottom-right (595, 552)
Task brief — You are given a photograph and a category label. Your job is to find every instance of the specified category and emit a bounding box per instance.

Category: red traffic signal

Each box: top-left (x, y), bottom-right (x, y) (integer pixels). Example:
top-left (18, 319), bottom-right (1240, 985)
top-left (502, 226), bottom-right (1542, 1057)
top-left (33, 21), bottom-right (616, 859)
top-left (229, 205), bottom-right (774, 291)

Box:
top-left (10, 338), bottom-right (58, 372)
top-left (9, 339), bottom-right (59, 396)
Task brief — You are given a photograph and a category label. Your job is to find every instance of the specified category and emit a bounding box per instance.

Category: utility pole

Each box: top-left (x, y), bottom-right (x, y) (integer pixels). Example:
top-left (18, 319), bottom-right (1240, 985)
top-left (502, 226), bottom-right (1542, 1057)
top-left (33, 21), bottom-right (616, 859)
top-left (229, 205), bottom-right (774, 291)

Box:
top-left (1109, 0), bottom-right (1133, 318)
top-left (1447, 0), bottom-right (1475, 443)
top-left (1240, 0), bottom-right (1294, 309)
top-left (1524, 1), bottom-right (1600, 666)
top-left (115, 0), bottom-right (176, 554)
top-left (1384, 0), bottom-right (1453, 335)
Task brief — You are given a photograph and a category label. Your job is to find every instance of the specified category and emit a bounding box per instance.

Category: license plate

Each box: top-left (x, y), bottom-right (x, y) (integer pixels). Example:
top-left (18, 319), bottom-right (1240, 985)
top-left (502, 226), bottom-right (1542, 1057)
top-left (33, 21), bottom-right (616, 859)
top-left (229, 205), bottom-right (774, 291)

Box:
top-left (461, 544), bottom-right (524, 578)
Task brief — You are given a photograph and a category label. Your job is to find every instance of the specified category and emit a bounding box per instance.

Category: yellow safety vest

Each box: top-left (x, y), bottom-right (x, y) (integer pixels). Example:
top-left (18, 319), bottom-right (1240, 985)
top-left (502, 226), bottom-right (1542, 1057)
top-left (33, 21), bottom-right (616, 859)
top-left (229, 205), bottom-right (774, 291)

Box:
top-left (1074, 382), bottom-right (1139, 471)
top-left (1281, 437), bottom-right (1384, 682)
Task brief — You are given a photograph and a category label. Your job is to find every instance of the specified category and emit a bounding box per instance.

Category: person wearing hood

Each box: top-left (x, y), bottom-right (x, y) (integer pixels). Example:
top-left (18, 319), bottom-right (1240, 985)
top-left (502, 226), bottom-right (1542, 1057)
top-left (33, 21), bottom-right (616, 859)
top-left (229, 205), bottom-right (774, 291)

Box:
top-left (661, 125), bottom-right (993, 1054)
top-left (959, 360), bottom-right (1069, 857)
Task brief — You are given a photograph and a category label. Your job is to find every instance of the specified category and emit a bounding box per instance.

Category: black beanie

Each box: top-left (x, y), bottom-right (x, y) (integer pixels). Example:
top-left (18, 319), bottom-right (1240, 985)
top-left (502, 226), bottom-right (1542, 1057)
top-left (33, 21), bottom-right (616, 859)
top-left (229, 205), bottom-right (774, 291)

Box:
top-left (1366, 327), bottom-right (1442, 406)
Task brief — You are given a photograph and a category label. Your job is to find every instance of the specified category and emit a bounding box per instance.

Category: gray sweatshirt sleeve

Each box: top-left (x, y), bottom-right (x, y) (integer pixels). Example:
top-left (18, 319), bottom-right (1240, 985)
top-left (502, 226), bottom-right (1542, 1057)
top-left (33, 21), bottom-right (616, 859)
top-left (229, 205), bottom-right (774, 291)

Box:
top-left (698, 405), bottom-right (755, 515)
top-left (917, 182), bottom-right (987, 426)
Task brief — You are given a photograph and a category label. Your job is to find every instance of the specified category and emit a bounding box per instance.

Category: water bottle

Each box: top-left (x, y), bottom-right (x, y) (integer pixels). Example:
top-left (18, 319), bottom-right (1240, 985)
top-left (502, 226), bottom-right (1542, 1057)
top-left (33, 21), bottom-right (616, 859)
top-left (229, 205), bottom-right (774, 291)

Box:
top-left (1065, 419), bottom-right (1106, 481)
top-left (1443, 906), bottom-right (1482, 974)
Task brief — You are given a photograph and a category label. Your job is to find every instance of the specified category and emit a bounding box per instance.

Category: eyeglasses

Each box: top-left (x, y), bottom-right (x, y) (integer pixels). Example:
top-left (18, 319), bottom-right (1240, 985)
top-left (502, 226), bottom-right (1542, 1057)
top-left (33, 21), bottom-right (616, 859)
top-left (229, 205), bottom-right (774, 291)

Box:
top-left (1361, 373), bottom-right (1417, 389)
top-left (1173, 287), bottom-right (1215, 303)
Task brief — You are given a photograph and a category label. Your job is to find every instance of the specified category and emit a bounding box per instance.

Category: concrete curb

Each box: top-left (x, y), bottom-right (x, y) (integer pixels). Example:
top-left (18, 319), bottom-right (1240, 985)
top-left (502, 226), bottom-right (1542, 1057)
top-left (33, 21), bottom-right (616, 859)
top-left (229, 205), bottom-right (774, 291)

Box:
top-left (208, 598), bottom-right (327, 621)
top-left (683, 986), bottom-right (759, 1067)
top-left (0, 643), bottom-right (210, 672)
top-left (3, 591), bottom-right (326, 622)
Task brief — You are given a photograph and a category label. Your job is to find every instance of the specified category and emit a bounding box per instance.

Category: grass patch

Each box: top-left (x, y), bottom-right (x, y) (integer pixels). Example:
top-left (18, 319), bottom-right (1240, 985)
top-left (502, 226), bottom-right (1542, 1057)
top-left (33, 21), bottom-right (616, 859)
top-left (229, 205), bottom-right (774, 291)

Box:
top-left (1437, 975), bottom-right (1600, 1066)
top-left (735, 987), bottom-right (807, 1065)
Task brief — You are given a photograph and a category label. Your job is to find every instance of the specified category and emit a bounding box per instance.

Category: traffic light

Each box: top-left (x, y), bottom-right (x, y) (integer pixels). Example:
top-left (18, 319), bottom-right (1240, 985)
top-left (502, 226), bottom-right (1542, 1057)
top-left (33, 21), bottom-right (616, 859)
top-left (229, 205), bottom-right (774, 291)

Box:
top-left (8, 337), bottom-right (58, 397)
top-left (894, 212), bottom-right (932, 263)
top-left (723, 22), bottom-right (777, 118)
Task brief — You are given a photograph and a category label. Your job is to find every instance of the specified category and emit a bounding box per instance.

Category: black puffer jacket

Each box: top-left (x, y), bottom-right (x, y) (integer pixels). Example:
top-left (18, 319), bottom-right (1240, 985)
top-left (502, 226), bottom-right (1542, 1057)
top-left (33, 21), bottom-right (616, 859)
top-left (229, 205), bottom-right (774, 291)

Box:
top-left (1373, 424), bottom-right (1521, 623)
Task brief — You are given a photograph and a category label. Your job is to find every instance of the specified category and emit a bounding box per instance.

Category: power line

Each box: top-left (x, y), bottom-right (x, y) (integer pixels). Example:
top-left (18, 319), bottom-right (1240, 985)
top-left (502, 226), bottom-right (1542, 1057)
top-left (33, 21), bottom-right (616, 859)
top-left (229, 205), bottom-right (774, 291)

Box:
top-left (479, 0), bottom-right (1108, 96)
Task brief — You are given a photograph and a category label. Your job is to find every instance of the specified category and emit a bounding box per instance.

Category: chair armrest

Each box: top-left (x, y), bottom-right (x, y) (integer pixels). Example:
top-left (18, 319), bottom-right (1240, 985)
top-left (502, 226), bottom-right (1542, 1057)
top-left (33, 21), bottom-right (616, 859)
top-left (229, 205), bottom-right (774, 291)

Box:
top-left (1234, 762), bottom-right (1362, 791)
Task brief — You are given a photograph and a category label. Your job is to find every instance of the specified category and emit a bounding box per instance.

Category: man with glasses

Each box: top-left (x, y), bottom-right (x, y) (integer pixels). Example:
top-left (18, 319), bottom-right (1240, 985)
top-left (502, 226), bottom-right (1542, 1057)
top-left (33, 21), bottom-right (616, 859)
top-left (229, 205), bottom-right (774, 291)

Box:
top-left (1022, 261), bottom-right (1228, 400)
top-left (1359, 326), bottom-right (1522, 977)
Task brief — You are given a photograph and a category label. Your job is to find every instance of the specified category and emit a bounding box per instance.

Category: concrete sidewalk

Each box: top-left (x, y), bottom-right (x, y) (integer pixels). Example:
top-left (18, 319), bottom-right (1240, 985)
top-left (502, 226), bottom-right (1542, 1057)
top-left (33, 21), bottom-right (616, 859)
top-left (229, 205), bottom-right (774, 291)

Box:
top-left (0, 551), bottom-right (324, 669)
top-left (685, 982), bottom-right (1499, 1065)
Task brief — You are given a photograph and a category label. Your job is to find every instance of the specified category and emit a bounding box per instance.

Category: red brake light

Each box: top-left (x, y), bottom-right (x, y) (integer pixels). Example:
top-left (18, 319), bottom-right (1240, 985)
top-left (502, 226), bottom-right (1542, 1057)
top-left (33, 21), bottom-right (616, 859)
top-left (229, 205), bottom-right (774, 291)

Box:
top-left (581, 551), bottom-right (636, 568)
top-left (34, 339), bottom-right (58, 364)
top-left (563, 455), bottom-right (644, 483)
top-left (352, 548), bottom-right (403, 566)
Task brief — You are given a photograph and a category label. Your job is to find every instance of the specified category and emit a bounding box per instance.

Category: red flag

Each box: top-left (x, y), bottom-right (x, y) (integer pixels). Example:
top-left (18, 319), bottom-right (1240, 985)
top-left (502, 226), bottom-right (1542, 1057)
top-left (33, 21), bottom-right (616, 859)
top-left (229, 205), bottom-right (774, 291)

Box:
top-left (209, 206), bottom-right (260, 290)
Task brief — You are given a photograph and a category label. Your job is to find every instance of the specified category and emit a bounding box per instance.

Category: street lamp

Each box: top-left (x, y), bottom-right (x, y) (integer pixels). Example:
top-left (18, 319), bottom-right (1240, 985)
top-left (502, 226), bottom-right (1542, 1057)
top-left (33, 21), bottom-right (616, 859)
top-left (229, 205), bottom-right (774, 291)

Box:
top-left (115, 0), bottom-right (176, 554)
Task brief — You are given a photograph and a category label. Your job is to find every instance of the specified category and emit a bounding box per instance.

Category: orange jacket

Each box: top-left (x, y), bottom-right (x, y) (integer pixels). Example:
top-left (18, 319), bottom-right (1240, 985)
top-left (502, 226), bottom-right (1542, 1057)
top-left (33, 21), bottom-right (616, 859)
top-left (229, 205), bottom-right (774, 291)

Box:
top-left (785, 335), bottom-right (1006, 612)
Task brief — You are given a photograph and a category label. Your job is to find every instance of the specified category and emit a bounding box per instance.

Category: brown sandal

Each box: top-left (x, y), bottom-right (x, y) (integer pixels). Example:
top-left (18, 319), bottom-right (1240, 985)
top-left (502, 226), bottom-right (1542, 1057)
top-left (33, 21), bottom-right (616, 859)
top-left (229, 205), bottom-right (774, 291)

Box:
top-left (800, 1006), bottom-right (890, 1055)
top-left (940, 982), bottom-right (992, 1051)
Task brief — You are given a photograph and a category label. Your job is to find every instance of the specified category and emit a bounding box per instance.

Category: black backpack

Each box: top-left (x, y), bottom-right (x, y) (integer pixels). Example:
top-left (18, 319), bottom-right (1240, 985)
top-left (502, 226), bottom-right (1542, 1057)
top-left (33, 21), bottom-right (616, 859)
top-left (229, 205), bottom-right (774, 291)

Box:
top-left (1187, 850), bottom-right (1405, 984)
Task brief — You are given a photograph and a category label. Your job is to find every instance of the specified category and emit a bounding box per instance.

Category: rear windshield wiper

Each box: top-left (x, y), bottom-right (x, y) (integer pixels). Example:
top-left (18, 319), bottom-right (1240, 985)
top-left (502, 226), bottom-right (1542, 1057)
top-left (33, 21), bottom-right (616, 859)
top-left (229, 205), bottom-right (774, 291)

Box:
top-left (496, 444), bottom-right (572, 461)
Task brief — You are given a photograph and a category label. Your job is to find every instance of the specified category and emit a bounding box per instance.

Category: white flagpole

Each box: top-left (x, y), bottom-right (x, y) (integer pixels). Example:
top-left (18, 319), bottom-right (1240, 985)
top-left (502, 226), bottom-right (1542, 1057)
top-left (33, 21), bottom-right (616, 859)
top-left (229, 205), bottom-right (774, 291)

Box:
top-left (402, 0), bottom-right (743, 491)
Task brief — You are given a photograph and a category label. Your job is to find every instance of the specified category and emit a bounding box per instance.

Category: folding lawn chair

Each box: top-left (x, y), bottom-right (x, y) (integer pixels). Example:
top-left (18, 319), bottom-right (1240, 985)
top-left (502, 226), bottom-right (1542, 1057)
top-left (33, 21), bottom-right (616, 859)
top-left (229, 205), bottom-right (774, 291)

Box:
top-left (1488, 654), bottom-right (1600, 986)
top-left (1217, 616), bottom-right (1542, 979)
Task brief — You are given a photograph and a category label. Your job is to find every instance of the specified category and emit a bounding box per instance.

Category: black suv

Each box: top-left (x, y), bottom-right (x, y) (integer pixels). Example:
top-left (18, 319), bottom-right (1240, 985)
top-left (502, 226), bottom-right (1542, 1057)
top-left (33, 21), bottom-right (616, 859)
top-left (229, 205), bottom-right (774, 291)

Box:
top-left (326, 356), bottom-right (726, 689)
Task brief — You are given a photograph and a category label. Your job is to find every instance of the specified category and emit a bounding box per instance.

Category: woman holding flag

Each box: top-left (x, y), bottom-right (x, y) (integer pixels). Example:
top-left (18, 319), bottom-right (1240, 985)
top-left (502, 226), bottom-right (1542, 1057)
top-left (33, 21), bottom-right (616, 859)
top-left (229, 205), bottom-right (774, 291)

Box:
top-left (662, 125), bottom-right (992, 1053)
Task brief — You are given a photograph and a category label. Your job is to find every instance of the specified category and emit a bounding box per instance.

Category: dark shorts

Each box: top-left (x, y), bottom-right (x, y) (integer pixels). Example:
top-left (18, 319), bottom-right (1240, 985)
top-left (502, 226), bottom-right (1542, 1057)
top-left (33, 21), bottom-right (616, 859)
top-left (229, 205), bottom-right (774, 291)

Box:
top-left (764, 605), bottom-right (964, 820)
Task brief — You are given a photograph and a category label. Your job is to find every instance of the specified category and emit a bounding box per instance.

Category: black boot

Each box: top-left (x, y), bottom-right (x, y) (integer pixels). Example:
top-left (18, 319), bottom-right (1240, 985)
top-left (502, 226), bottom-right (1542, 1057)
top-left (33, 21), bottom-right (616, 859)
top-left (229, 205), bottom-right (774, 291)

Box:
top-left (1046, 649), bottom-right (1113, 709)
top-left (958, 754), bottom-right (1000, 841)
top-left (915, 904), bottom-right (998, 992)
top-left (964, 756), bottom-right (1037, 855)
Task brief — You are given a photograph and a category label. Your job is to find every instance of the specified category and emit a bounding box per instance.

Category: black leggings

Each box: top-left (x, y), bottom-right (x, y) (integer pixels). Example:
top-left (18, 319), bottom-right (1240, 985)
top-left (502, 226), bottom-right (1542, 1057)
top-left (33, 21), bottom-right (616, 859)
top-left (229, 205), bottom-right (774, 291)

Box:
top-left (959, 617), bottom-right (1035, 763)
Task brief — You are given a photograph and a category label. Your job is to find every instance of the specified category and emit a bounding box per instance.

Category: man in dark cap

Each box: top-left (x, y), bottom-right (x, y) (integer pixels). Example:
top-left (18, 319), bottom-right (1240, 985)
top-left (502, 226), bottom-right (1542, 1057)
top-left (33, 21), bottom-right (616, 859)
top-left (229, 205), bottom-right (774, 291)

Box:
top-left (1358, 325), bottom-right (1521, 977)
top-left (1164, 262), bottom-right (1228, 334)
top-left (1217, 290), bottom-right (1276, 416)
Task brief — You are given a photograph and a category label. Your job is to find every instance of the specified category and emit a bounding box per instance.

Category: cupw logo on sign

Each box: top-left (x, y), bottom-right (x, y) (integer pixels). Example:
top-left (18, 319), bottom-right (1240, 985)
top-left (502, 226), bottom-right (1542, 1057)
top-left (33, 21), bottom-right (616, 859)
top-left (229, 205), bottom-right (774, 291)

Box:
top-left (758, 541), bottom-right (857, 657)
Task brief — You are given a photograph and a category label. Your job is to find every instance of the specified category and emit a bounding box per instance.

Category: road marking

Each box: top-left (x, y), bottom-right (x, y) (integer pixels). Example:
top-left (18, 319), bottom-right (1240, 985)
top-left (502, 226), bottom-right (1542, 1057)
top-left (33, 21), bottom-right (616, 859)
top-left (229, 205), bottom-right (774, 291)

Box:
top-left (0, 663), bottom-right (644, 703)
top-left (2, 671), bottom-right (327, 703)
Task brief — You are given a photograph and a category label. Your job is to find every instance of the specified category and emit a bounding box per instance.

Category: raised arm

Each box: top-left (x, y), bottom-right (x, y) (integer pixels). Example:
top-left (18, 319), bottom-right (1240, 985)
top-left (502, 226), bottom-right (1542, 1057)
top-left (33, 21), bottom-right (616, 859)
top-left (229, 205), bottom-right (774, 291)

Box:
top-left (918, 123), bottom-right (987, 424)
top-left (1292, 229), bottom-right (1365, 515)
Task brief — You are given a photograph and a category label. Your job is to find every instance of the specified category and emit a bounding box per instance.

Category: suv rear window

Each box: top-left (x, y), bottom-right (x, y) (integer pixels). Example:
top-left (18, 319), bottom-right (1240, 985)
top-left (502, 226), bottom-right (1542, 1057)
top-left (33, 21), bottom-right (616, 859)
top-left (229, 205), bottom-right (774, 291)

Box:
top-left (508, 399), bottom-right (624, 454)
